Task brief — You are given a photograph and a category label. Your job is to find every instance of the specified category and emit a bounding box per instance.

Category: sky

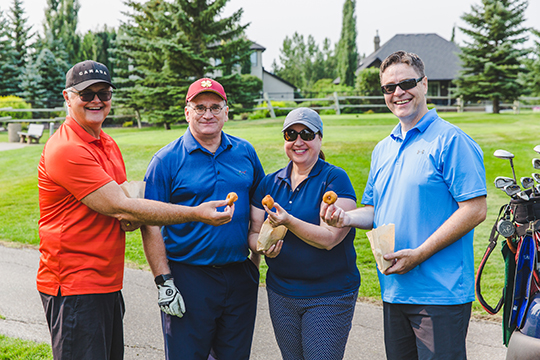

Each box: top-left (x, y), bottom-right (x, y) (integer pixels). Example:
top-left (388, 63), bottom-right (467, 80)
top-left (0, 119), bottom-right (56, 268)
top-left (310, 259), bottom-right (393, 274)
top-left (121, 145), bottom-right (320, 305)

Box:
top-left (15, 0), bottom-right (540, 69)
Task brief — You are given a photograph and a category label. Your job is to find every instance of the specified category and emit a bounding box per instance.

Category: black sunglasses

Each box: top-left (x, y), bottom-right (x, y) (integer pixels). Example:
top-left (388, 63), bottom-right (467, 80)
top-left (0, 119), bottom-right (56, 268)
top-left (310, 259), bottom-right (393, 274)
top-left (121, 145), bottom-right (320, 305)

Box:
top-left (70, 90), bottom-right (113, 102)
top-left (381, 76), bottom-right (424, 95)
top-left (283, 129), bottom-right (318, 142)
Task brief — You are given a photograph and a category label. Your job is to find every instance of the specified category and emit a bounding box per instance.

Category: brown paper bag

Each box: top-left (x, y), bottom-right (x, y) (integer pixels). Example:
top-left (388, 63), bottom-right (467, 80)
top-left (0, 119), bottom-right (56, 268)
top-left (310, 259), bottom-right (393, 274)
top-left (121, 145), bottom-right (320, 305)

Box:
top-left (366, 223), bottom-right (395, 272)
top-left (120, 181), bottom-right (146, 199)
top-left (256, 218), bottom-right (287, 252)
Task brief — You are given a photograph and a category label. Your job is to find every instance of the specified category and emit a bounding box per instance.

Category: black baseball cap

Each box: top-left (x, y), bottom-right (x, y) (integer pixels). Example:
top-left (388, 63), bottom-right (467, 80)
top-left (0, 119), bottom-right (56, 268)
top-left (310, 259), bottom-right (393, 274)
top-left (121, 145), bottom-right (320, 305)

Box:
top-left (65, 60), bottom-right (115, 91)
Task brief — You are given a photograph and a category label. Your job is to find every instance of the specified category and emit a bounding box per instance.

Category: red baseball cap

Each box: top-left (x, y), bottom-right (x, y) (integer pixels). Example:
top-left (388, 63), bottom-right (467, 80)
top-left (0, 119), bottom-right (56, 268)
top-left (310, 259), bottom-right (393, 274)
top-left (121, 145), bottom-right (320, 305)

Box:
top-left (186, 78), bottom-right (227, 103)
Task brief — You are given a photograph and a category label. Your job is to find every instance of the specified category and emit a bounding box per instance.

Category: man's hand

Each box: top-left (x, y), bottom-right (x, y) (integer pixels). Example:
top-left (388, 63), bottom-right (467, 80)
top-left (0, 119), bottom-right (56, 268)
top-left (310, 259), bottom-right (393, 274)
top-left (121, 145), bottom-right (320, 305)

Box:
top-left (382, 249), bottom-right (424, 275)
top-left (194, 200), bottom-right (234, 226)
top-left (157, 279), bottom-right (186, 318)
top-left (120, 219), bottom-right (141, 232)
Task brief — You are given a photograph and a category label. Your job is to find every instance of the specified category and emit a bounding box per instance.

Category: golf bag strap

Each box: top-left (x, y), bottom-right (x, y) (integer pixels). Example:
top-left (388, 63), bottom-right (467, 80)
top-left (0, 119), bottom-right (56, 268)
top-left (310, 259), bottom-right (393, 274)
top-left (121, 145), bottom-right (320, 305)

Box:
top-left (476, 205), bottom-right (506, 315)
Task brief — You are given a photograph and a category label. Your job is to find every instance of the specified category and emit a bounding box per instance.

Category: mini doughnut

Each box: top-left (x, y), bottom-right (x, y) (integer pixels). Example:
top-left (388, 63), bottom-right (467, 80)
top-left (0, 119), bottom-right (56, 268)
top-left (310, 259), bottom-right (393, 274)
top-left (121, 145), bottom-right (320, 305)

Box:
top-left (323, 191), bottom-right (338, 205)
top-left (226, 192), bottom-right (238, 206)
top-left (262, 195), bottom-right (275, 209)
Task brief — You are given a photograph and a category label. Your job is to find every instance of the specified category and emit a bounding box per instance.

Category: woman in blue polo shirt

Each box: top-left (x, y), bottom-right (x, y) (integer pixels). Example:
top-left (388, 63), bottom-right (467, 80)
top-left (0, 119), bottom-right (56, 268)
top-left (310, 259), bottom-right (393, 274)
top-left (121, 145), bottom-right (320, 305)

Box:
top-left (249, 107), bottom-right (360, 360)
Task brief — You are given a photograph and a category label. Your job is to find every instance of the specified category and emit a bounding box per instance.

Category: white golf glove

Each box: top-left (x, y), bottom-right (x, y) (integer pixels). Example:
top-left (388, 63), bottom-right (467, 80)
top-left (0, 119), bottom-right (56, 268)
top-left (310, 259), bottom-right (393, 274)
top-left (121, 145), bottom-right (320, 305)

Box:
top-left (157, 279), bottom-right (186, 318)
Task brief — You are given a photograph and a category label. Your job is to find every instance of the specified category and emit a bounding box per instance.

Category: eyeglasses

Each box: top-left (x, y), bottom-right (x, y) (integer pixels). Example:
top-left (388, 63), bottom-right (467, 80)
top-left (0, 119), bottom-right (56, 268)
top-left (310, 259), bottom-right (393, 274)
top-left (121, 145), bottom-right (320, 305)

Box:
top-left (69, 90), bottom-right (113, 102)
top-left (283, 129), bottom-right (318, 142)
top-left (381, 76), bottom-right (424, 95)
top-left (188, 104), bottom-right (225, 115)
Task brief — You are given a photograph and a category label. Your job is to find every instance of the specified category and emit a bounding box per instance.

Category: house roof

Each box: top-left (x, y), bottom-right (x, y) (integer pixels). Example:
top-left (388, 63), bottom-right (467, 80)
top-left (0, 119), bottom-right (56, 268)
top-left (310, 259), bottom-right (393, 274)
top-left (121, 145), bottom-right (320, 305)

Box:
top-left (357, 33), bottom-right (462, 81)
top-left (263, 69), bottom-right (297, 90)
top-left (251, 42), bottom-right (266, 51)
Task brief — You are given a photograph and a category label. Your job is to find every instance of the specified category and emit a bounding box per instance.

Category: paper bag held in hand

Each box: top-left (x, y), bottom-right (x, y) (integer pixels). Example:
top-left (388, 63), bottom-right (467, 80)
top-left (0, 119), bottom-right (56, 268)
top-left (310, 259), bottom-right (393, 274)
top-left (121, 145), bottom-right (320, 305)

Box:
top-left (120, 181), bottom-right (146, 199)
top-left (256, 218), bottom-right (287, 252)
top-left (366, 223), bottom-right (395, 272)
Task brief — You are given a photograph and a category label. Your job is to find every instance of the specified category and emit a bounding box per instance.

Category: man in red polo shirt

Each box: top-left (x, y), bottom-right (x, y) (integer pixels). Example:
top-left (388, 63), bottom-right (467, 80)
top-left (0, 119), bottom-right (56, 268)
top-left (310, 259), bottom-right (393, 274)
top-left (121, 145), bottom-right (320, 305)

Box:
top-left (38, 60), bottom-right (234, 360)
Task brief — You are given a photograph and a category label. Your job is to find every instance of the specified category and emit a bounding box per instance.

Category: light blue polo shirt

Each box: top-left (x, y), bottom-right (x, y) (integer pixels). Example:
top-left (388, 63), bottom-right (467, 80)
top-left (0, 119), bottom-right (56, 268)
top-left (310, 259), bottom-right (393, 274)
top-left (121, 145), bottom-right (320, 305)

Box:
top-left (361, 109), bottom-right (487, 305)
top-left (144, 127), bottom-right (265, 266)
top-left (252, 159), bottom-right (360, 298)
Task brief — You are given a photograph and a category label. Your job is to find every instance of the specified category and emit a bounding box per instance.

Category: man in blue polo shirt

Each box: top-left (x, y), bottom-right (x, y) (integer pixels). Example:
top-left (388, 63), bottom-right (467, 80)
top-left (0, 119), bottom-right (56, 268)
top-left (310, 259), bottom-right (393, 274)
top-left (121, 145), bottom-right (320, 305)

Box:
top-left (321, 51), bottom-right (487, 359)
top-left (140, 78), bottom-right (265, 360)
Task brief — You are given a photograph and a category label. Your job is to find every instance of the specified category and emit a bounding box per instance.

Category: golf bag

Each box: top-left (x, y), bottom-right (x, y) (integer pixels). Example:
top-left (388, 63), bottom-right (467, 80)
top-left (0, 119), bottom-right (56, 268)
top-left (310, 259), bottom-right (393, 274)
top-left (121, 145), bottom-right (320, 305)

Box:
top-left (476, 193), bottom-right (540, 346)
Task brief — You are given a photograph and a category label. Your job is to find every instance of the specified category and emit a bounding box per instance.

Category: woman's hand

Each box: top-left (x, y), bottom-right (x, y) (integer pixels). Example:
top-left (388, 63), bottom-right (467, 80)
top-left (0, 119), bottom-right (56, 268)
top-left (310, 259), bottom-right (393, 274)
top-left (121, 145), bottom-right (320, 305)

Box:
top-left (262, 240), bottom-right (283, 258)
top-left (264, 202), bottom-right (291, 227)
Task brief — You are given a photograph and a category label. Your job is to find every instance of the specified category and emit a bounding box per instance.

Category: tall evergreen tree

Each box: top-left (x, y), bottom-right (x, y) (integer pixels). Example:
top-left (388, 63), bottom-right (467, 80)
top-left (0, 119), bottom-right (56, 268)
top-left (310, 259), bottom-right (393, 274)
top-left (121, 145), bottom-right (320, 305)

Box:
top-left (41, 0), bottom-right (81, 65)
top-left (19, 47), bottom-right (68, 110)
top-left (456, 0), bottom-right (529, 113)
top-left (0, 10), bottom-right (19, 96)
top-left (336, 0), bottom-right (358, 87)
top-left (8, 0), bottom-right (34, 79)
top-left (113, 0), bottom-right (253, 127)
top-left (521, 29), bottom-right (540, 96)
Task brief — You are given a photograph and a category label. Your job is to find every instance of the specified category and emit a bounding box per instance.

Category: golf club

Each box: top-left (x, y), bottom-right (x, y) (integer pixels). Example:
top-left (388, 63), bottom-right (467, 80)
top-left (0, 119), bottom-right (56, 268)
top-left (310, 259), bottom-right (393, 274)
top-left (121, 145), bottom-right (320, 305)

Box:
top-left (517, 191), bottom-right (530, 201)
top-left (534, 145), bottom-right (540, 154)
top-left (495, 176), bottom-right (516, 189)
top-left (521, 177), bottom-right (534, 190)
top-left (504, 183), bottom-right (521, 198)
top-left (494, 150), bottom-right (517, 183)
top-left (533, 158), bottom-right (540, 170)
top-left (532, 173), bottom-right (540, 184)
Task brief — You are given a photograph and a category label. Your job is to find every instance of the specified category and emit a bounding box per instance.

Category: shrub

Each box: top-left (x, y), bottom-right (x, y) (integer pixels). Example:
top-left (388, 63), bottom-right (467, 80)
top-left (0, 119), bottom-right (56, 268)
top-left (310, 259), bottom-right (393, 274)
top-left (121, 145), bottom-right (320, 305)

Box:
top-left (122, 121), bottom-right (134, 127)
top-left (0, 96), bottom-right (32, 120)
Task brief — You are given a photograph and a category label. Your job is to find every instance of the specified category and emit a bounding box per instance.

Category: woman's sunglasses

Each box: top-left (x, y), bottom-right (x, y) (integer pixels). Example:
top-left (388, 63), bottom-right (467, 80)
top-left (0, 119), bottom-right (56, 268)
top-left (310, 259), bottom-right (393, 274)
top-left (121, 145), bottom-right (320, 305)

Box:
top-left (381, 76), bottom-right (424, 95)
top-left (283, 129), bottom-right (318, 142)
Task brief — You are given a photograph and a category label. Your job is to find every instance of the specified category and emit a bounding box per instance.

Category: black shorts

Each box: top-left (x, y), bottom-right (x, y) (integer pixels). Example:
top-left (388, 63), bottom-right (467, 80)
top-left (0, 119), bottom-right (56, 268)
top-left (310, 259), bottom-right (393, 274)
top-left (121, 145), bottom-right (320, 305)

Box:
top-left (40, 291), bottom-right (125, 360)
top-left (383, 302), bottom-right (472, 360)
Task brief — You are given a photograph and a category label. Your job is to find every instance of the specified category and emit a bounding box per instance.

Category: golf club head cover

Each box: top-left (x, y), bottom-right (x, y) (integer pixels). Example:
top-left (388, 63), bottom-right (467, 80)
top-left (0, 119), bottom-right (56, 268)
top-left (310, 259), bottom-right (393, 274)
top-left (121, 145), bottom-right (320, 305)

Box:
top-left (157, 278), bottom-right (186, 318)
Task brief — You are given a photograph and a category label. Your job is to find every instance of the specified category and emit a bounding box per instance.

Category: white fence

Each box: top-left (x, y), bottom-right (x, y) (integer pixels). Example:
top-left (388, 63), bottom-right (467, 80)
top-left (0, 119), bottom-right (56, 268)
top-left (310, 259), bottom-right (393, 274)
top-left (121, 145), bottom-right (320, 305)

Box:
top-left (254, 93), bottom-right (540, 118)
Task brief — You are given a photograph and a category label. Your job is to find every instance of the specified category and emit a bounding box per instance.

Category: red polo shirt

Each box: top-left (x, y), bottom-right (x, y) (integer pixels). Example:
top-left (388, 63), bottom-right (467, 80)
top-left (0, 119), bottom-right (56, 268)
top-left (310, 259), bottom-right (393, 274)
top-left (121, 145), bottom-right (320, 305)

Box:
top-left (37, 117), bottom-right (127, 296)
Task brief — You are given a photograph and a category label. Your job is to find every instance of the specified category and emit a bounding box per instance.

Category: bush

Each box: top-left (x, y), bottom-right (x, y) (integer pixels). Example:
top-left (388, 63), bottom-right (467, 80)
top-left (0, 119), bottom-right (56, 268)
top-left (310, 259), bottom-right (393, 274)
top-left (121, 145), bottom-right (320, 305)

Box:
top-left (122, 121), bottom-right (134, 127)
top-left (0, 96), bottom-right (32, 120)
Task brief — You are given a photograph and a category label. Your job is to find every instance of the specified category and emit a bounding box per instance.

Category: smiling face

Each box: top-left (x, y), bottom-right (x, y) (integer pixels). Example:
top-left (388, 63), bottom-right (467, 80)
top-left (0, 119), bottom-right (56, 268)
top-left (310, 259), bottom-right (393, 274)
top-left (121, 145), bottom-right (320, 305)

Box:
top-left (63, 82), bottom-right (112, 138)
top-left (380, 63), bottom-right (429, 131)
top-left (284, 123), bottom-right (322, 170)
top-left (185, 92), bottom-right (228, 144)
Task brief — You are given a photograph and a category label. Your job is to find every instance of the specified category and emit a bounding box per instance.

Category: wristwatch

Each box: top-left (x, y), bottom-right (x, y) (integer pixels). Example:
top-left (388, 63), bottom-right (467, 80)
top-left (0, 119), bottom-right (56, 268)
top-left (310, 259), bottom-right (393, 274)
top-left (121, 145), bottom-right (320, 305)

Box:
top-left (154, 273), bottom-right (174, 286)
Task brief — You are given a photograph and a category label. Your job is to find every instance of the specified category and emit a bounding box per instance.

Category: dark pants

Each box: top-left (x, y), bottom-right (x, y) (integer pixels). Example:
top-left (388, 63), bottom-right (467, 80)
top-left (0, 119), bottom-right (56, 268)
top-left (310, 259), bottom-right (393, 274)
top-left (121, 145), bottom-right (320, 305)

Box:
top-left (383, 302), bottom-right (472, 360)
top-left (163, 260), bottom-right (259, 360)
top-left (40, 291), bottom-right (125, 360)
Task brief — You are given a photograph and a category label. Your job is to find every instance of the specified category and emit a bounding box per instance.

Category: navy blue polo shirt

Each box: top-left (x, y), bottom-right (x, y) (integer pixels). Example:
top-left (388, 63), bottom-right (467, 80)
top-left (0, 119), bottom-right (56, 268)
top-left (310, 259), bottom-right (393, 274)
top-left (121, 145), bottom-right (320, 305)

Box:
top-left (252, 158), bottom-right (360, 298)
top-left (144, 128), bottom-right (265, 266)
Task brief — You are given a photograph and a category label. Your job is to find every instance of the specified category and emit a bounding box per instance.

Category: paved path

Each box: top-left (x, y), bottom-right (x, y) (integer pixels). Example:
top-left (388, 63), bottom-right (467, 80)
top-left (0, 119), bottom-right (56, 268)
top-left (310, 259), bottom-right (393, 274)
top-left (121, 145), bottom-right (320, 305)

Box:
top-left (0, 142), bottom-right (28, 151)
top-left (0, 243), bottom-right (508, 359)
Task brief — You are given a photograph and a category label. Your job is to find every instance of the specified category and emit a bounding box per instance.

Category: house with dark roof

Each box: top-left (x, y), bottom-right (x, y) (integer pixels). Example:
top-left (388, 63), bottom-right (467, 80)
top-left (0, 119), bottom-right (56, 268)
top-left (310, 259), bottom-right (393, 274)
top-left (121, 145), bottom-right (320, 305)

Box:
top-left (357, 33), bottom-right (462, 98)
top-left (210, 41), bottom-right (297, 99)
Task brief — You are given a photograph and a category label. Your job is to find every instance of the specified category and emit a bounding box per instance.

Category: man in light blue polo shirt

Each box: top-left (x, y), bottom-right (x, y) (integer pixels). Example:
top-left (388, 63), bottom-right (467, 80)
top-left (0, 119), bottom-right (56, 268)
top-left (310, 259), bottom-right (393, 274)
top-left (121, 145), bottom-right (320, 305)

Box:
top-left (141, 78), bottom-right (265, 360)
top-left (321, 51), bottom-right (487, 359)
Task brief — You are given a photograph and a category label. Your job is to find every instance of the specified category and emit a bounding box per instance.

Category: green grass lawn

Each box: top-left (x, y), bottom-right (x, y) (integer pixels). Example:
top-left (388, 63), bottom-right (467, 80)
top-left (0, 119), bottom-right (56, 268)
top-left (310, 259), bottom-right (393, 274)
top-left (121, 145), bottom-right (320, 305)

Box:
top-left (2, 110), bottom-right (540, 320)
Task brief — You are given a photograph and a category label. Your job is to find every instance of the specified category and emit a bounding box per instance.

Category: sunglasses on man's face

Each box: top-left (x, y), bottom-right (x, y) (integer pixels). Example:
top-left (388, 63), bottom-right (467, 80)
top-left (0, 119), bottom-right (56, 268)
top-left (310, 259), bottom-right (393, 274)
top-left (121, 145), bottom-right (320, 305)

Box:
top-left (70, 90), bottom-right (113, 102)
top-left (380, 76), bottom-right (424, 95)
top-left (283, 128), bottom-right (317, 142)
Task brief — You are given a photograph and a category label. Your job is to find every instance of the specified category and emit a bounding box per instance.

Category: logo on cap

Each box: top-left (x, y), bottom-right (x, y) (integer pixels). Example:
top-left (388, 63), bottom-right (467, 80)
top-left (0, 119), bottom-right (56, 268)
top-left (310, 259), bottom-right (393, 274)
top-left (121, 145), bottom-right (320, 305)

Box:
top-left (201, 80), bottom-right (212, 88)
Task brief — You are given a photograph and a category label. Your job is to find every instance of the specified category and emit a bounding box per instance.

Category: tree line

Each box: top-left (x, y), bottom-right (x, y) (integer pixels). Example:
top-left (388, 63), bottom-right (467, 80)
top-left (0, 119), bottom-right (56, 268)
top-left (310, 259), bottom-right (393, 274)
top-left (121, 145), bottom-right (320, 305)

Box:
top-left (0, 0), bottom-right (539, 123)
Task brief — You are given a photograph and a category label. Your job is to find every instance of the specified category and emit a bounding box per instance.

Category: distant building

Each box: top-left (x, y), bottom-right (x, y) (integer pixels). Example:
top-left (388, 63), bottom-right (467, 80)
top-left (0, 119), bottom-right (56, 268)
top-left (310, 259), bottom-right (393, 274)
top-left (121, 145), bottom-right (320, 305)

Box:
top-left (249, 42), bottom-right (296, 100)
top-left (357, 33), bottom-right (462, 98)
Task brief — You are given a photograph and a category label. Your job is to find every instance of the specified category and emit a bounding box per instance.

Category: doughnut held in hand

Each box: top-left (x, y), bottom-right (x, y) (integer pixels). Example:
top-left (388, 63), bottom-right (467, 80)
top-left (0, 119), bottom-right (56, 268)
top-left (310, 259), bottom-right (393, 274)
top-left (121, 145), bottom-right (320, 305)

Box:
top-left (323, 191), bottom-right (338, 205)
top-left (226, 192), bottom-right (238, 207)
top-left (262, 195), bottom-right (275, 209)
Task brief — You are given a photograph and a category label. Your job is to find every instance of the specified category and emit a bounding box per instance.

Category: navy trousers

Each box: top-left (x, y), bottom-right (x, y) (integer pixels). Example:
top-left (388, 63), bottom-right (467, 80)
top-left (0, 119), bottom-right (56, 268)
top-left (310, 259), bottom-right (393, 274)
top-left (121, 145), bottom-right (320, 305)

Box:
top-left (163, 260), bottom-right (259, 360)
